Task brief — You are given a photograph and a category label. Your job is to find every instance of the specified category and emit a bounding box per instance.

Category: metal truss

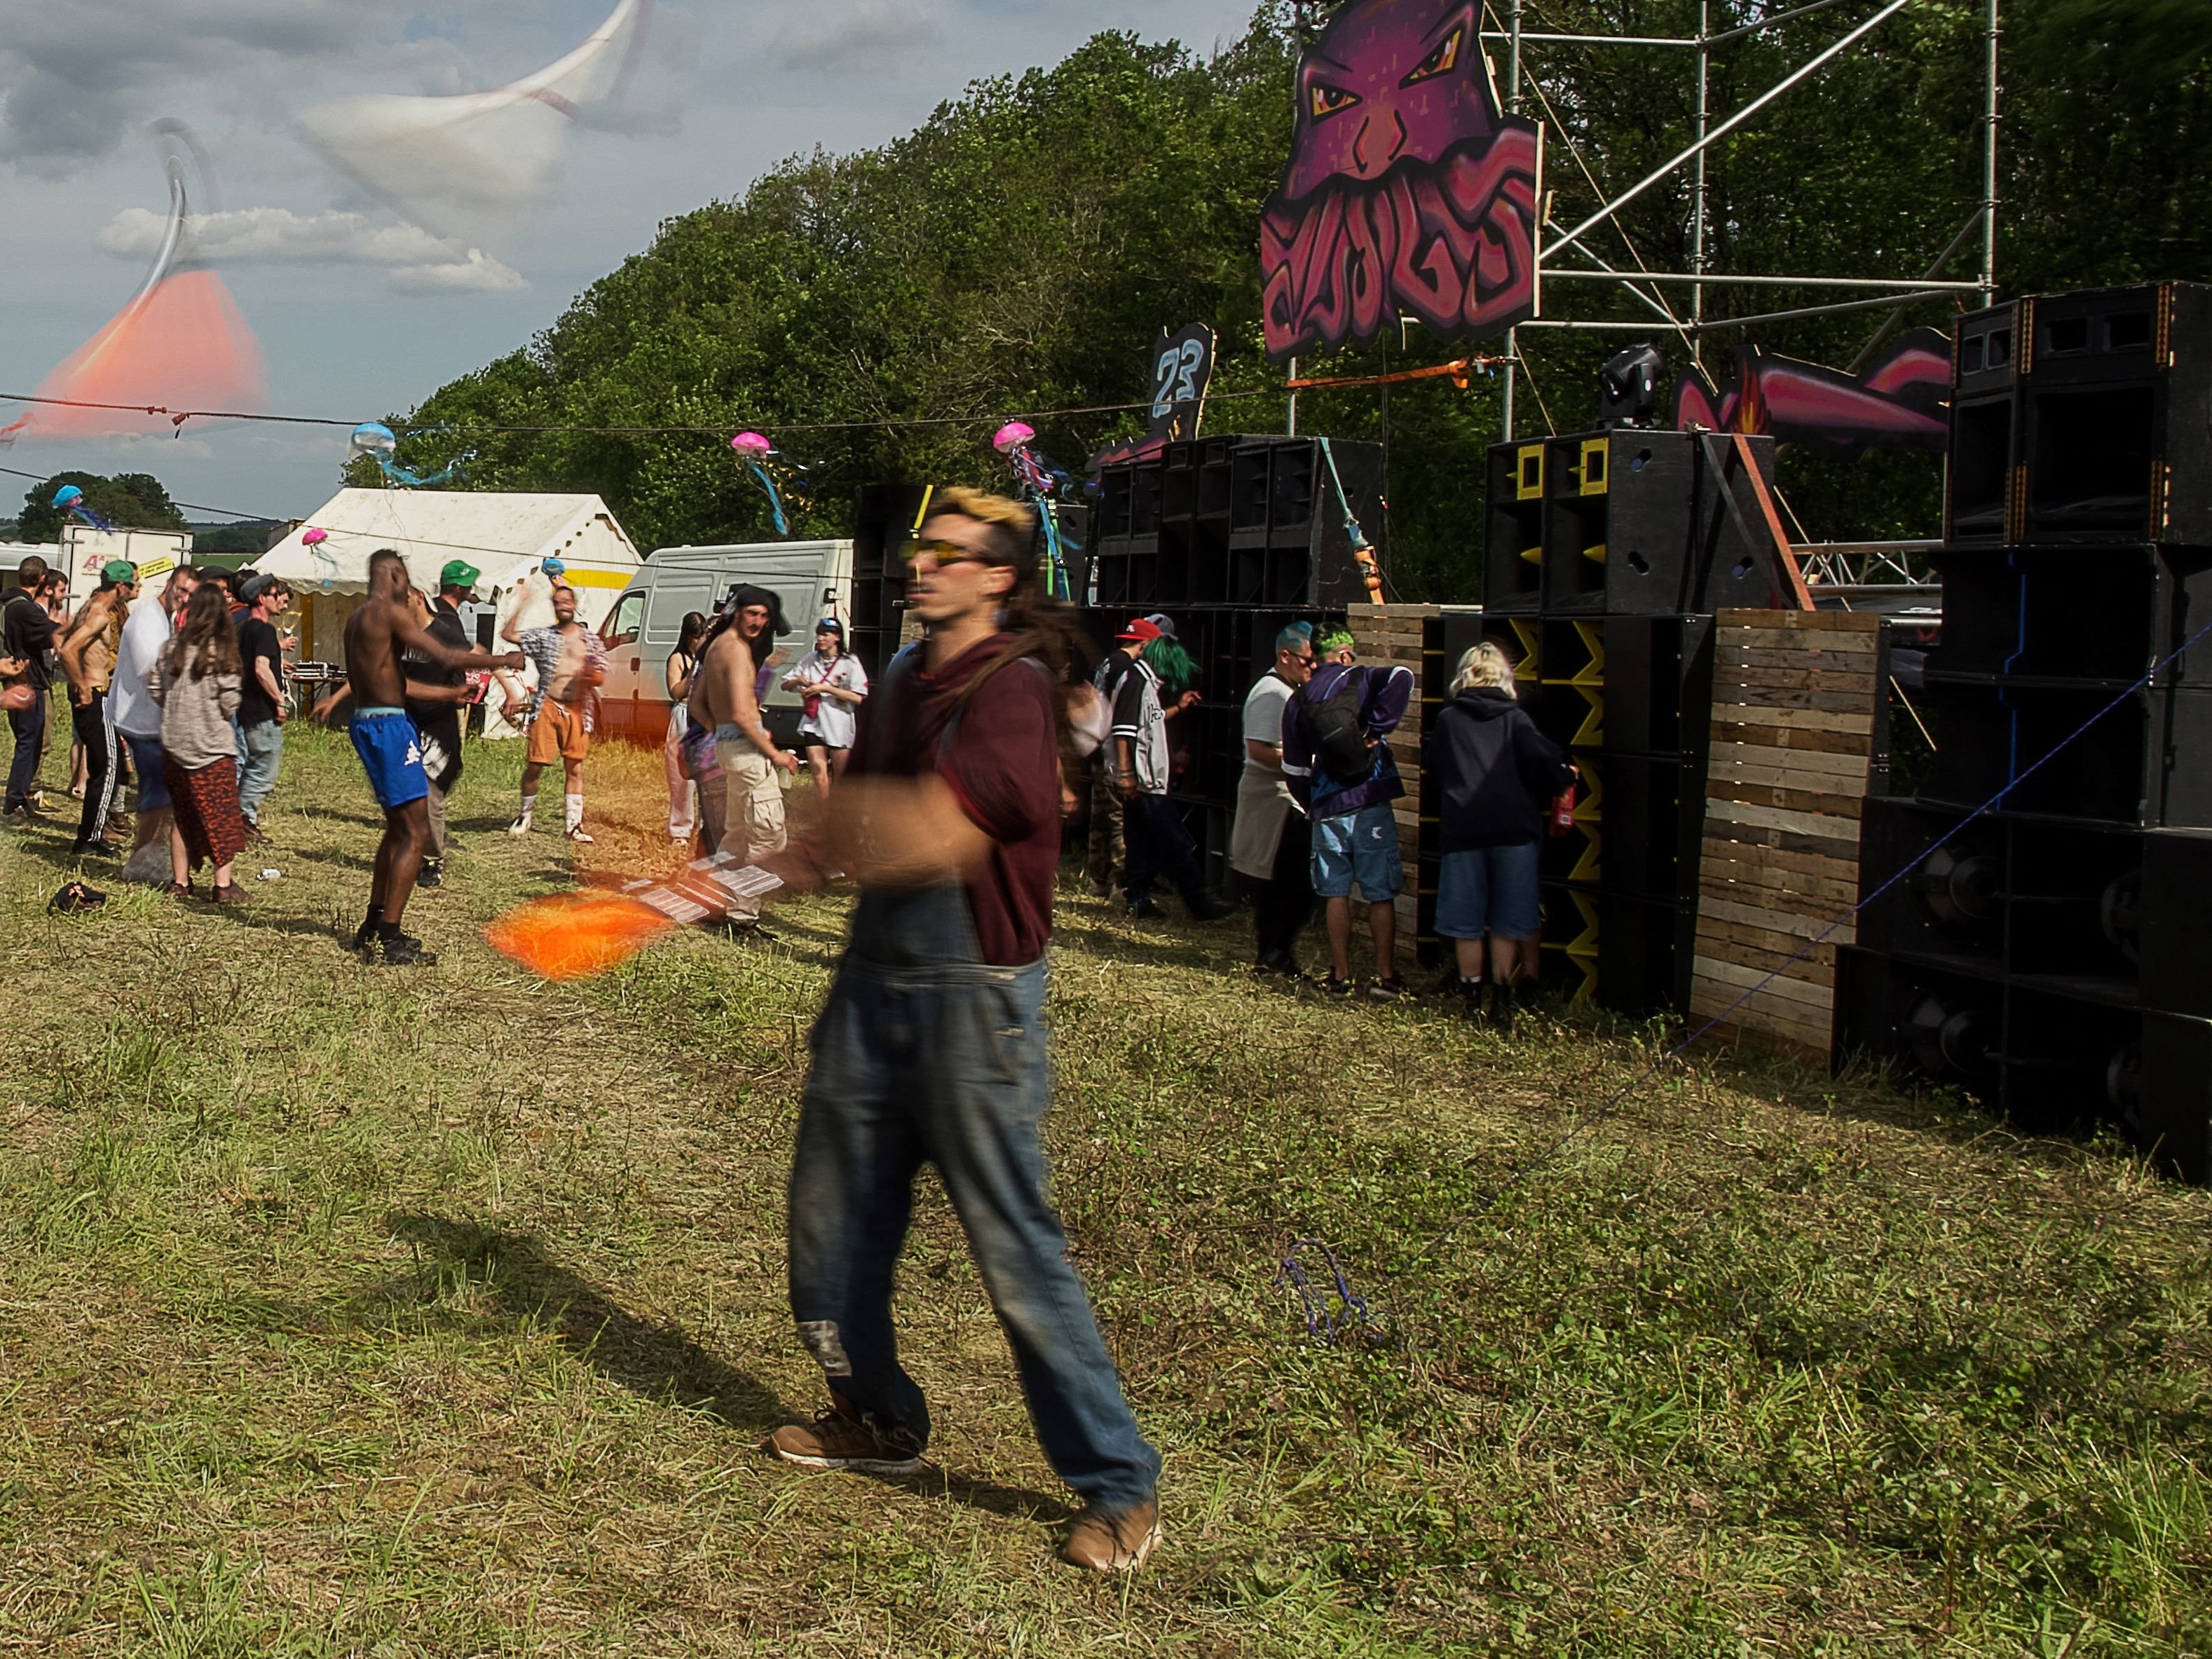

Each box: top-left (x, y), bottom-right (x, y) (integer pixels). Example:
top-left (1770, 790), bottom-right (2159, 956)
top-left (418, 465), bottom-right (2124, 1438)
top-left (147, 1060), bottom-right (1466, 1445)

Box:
top-left (1487, 0), bottom-right (2002, 467)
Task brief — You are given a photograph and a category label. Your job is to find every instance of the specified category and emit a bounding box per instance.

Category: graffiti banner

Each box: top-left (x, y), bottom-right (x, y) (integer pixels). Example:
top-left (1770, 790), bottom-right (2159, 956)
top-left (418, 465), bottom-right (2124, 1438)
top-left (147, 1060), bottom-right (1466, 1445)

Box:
top-left (1673, 329), bottom-right (1952, 458)
top-left (1260, 0), bottom-right (1542, 363)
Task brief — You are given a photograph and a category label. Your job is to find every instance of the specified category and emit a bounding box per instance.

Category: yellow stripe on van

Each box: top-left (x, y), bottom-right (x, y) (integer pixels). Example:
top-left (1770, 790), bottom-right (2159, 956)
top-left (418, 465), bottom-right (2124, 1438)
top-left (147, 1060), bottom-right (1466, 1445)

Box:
top-left (555, 568), bottom-right (634, 588)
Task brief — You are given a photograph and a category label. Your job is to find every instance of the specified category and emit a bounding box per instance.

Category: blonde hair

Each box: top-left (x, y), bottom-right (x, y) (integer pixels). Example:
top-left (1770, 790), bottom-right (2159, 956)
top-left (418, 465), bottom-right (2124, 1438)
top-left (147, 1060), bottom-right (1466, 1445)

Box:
top-left (1451, 641), bottom-right (1516, 697)
top-left (924, 486), bottom-right (1037, 561)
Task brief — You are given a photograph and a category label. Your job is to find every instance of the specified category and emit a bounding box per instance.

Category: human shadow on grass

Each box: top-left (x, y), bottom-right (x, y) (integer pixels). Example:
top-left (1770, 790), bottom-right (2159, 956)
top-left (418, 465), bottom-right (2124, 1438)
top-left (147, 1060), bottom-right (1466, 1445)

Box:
top-left (384, 1213), bottom-right (1073, 1522)
top-left (386, 1213), bottom-right (789, 1431)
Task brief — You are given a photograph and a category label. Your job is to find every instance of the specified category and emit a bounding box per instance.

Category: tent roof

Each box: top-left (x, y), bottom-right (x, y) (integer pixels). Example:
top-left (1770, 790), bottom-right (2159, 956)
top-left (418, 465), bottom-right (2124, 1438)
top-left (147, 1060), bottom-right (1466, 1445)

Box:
top-left (254, 489), bottom-right (640, 591)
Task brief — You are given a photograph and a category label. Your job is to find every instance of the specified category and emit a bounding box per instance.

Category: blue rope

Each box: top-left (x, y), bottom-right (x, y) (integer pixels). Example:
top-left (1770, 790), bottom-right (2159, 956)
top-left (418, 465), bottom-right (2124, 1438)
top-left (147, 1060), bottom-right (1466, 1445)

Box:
top-left (1277, 1236), bottom-right (1375, 1345)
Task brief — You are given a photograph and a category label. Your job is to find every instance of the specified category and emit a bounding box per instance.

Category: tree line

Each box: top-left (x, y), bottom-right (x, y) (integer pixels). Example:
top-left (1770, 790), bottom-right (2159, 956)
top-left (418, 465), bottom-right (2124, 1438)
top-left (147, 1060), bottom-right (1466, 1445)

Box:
top-left (369, 1), bottom-right (2212, 601)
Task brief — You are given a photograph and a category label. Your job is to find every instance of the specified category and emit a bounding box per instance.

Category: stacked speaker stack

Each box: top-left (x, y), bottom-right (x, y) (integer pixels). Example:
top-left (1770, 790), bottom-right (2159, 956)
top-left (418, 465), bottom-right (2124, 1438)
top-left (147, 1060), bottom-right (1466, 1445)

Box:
top-left (1836, 281), bottom-right (2212, 1181)
top-left (1475, 427), bottom-right (1786, 1011)
top-left (1086, 435), bottom-right (1383, 876)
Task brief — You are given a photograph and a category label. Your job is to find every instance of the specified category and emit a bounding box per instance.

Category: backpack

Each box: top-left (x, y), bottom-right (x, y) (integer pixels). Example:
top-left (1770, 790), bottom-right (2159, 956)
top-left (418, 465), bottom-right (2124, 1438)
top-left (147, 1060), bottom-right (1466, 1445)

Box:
top-left (1304, 668), bottom-right (1373, 786)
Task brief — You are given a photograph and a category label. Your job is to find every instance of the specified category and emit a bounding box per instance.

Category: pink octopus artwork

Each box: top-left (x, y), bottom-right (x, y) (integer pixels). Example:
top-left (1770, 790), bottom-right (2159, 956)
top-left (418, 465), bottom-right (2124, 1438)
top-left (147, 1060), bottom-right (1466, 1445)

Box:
top-left (1260, 0), bottom-right (1541, 362)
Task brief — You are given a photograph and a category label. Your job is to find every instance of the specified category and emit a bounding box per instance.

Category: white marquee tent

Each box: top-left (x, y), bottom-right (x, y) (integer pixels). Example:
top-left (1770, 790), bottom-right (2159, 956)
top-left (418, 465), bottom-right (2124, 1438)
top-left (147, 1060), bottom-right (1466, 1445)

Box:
top-left (256, 489), bottom-right (642, 670)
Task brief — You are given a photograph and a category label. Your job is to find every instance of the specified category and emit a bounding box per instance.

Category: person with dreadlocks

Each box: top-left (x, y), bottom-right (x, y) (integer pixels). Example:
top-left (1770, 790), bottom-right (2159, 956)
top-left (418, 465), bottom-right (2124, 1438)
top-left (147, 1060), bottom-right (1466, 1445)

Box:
top-left (761, 486), bottom-right (1163, 1572)
top-left (694, 582), bottom-right (798, 935)
top-left (1108, 618), bottom-right (1232, 922)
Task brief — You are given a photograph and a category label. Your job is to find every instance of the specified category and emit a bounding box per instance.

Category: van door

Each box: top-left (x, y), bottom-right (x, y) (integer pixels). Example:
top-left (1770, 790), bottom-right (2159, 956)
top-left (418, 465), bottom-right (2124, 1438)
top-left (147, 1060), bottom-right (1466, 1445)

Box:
top-left (595, 586), bottom-right (648, 739)
top-left (642, 568), bottom-right (717, 732)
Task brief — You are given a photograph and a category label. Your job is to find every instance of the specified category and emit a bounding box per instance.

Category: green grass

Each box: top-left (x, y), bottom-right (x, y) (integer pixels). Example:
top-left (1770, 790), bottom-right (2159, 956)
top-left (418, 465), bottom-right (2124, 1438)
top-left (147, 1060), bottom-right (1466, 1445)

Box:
top-left (2, 724), bottom-right (2208, 1655)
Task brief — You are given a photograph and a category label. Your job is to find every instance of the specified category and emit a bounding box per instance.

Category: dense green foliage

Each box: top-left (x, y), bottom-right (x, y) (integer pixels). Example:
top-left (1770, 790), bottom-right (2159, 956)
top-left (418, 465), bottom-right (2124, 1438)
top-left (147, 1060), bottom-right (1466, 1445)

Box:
top-left (15, 470), bottom-right (188, 543)
top-left (381, 1), bottom-right (2212, 599)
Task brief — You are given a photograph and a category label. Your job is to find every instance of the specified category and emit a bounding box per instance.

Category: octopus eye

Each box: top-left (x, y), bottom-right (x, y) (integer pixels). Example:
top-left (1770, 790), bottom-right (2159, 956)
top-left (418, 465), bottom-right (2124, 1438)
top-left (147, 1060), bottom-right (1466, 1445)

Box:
top-left (1402, 27), bottom-right (1463, 84)
top-left (1309, 81), bottom-right (1360, 119)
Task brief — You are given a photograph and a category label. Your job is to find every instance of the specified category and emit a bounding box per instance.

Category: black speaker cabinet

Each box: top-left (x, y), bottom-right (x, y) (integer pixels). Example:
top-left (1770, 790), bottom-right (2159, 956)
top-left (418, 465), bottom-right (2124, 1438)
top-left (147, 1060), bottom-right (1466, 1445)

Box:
top-left (1689, 432), bottom-right (1786, 609)
top-left (1537, 430), bottom-right (1700, 615)
top-left (1093, 436), bottom-right (1383, 611)
top-left (1484, 440), bottom-right (1547, 614)
top-left (1601, 615), bottom-right (1716, 760)
top-left (1946, 283), bottom-right (2212, 547)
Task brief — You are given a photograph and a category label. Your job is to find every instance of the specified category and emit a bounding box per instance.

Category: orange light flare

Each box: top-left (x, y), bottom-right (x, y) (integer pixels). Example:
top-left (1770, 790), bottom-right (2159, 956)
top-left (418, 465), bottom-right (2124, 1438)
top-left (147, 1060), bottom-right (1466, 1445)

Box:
top-left (484, 890), bottom-right (676, 981)
top-left (3, 267), bottom-right (266, 442)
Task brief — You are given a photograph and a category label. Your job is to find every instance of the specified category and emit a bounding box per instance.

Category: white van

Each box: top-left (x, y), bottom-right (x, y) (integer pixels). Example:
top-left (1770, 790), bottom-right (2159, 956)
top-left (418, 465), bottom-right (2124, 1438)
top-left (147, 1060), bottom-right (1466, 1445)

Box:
top-left (594, 540), bottom-right (854, 744)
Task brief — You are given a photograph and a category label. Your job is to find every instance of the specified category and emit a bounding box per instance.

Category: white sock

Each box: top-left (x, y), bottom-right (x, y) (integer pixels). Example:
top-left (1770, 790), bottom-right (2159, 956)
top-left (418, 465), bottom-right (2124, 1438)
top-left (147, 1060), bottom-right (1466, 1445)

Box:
top-left (564, 793), bottom-right (584, 833)
top-left (512, 793), bottom-right (536, 830)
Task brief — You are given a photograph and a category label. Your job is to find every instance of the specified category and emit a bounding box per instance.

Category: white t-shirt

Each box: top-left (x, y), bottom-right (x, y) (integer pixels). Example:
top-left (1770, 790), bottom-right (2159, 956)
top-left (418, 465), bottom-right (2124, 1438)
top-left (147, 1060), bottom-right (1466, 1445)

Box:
top-left (108, 597), bottom-right (175, 739)
top-left (1241, 671), bottom-right (1295, 775)
top-left (792, 649), bottom-right (869, 749)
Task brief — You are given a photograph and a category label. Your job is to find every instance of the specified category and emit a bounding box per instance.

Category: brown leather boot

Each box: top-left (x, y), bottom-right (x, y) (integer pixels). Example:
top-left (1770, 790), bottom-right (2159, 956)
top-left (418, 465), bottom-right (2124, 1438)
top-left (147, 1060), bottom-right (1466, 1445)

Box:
top-left (1060, 1501), bottom-right (1161, 1571)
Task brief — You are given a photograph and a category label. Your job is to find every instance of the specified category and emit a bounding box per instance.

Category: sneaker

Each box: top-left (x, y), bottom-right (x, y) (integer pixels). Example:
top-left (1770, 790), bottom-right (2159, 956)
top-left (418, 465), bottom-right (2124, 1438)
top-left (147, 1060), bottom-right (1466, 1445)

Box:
top-left (1368, 974), bottom-right (1407, 1003)
top-left (765, 1402), bottom-right (926, 1475)
top-left (377, 934), bottom-right (439, 967)
top-left (506, 815), bottom-right (533, 836)
top-left (1184, 892), bottom-right (1236, 922)
top-left (1491, 979), bottom-right (1519, 1034)
top-left (1, 800), bottom-right (36, 820)
top-left (1060, 1501), bottom-right (1161, 1572)
top-left (1126, 896), bottom-right (1162, 920)
top-left (1318, 973), bottom-right (1356, 998)
top-left (566, 825), bottom-right (594, 844)
top-left (417, 857), bottom-right (443, 889)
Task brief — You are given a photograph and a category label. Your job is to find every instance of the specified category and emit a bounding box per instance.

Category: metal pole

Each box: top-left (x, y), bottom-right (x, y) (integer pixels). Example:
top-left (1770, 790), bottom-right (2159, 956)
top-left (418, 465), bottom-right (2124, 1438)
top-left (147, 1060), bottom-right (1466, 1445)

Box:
top-left (1693, 0), bottom-right (1709, 365)
top-left (1982, 0), bottom-right (2000, 299)
top-left (1546, 0), bottom-right (1916, 265)
top-left (1288, 357), bottom-right (1298, 436)
top-left (1503, 0), bottom-right (1523, 442)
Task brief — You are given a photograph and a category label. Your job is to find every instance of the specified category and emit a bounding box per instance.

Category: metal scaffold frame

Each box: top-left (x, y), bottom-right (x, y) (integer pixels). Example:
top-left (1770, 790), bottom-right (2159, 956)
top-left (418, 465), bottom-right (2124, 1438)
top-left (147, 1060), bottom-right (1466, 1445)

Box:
top-left (1478, 0), bottom-right (2002, 447)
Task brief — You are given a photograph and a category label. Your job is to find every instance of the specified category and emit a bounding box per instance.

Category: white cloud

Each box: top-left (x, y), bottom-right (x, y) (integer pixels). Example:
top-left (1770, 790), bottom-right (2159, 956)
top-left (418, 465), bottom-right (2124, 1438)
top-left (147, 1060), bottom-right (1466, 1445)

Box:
top-left (387, 247), bottom-right (529, 294)
top-left (97, 205), bottom-right (525, 294)
top-left (772, 1), bottom-right (941, 74)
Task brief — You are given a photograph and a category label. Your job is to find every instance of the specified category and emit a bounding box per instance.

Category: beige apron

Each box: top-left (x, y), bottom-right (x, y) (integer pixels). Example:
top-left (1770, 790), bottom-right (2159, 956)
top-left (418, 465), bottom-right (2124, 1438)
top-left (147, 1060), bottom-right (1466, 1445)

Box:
top-left (1230, 765), bottom-right (1296, 879)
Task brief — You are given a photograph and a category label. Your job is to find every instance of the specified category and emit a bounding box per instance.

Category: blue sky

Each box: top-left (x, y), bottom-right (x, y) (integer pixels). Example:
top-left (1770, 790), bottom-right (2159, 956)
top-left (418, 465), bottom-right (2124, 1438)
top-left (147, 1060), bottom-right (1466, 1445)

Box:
top-left (0, 0), bottom-right (1262, 525)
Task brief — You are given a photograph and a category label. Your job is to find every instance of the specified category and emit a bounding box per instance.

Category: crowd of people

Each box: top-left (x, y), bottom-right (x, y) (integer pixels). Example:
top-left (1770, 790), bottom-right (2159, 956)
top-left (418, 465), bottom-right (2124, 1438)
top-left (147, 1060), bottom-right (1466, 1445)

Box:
top-left (2, 486), bottom-right (1583, 1571)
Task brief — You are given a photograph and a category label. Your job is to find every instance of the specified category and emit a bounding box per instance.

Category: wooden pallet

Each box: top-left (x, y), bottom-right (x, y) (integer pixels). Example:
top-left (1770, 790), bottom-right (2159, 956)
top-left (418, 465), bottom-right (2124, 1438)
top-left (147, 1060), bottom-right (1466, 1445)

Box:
top-left (1690, 610), bottom-right (1880, 1058)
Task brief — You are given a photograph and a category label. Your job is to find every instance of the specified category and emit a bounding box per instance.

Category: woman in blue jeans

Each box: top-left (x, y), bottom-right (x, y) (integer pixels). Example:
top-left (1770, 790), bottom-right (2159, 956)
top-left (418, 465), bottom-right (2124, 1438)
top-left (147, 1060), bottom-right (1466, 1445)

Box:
top-left (1428, 642), bottom-right (1576, 1029)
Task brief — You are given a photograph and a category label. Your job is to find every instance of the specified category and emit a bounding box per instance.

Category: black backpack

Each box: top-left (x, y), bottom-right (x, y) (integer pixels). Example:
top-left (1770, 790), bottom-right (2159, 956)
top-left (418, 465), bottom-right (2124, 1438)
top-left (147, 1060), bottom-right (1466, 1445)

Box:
top-left (1304, 668), bottom-right (1372, 785)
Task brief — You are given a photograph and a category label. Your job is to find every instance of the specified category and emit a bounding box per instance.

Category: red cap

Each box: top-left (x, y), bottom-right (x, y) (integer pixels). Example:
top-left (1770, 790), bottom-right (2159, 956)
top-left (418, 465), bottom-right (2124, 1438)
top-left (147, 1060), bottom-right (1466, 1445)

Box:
top-left (1116, 617), bottom-right (1163, 643)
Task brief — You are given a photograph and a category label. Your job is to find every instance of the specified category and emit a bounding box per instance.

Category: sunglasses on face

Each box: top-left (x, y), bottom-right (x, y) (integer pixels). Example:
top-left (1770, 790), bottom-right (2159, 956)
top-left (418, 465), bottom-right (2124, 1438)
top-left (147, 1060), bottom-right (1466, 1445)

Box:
top-left (904, 538), bottom-right (999, 573)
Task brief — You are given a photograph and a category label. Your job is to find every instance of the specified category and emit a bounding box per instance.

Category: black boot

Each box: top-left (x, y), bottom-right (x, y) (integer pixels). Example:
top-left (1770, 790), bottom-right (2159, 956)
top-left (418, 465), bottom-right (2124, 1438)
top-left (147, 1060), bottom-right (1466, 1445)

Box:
top-left (1491, 977), bottom-right (1518, 1035)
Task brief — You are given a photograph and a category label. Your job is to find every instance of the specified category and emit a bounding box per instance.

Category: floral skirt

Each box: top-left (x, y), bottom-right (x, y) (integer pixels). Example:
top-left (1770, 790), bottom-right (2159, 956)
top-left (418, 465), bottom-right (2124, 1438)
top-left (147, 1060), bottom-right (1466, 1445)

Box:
top-left (161, 753), bottom-right (246, 873)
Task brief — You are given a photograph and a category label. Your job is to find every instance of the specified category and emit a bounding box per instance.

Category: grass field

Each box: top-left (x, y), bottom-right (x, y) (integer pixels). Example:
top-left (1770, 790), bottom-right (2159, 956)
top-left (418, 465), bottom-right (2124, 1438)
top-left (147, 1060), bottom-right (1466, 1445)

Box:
top-left (2, 723), bottom-right (2208, 1656)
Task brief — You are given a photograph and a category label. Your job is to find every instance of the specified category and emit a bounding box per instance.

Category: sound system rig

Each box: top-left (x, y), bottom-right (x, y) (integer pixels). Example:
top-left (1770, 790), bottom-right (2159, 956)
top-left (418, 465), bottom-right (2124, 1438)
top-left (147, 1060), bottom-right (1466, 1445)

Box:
top-left (1083, 435), bottom-right (1384, 878)
top-left (849, 482), bottom-right (1091, 683)
top-left (1473, 425), bottom-right (1787, 1012)
top-left (1836, 280), bottom-right (2212, 1181)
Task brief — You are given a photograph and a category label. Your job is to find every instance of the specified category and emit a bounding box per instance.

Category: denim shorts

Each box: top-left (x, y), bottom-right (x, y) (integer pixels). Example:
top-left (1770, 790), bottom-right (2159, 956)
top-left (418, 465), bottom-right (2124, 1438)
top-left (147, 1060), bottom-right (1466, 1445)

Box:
top-left (123, 733), bottom-right (170, 810)
top-left (1435, 842), bottom-right (1543, 939)
top-left (1311, 804), bottom-right (1404, 900)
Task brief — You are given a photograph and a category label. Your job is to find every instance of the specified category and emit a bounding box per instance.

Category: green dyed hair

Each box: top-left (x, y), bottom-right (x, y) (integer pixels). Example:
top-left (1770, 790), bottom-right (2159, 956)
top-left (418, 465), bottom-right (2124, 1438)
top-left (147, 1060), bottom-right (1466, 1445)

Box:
top-left (1140, 634), bottom-right (1196, 695)
top-left (1315, 627), bottom-right (1356, 656)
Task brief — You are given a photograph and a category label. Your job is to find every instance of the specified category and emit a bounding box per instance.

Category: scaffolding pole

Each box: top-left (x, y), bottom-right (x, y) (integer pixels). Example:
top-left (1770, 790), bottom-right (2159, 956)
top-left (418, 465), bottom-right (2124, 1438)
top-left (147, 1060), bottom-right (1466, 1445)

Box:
top-left (1982, 0), bottom-right (2001, 299)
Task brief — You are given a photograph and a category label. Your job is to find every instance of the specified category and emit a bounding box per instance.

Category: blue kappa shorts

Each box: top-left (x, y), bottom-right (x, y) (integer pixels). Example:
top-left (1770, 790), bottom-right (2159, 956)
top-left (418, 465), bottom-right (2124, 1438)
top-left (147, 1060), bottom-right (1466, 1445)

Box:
top-left (350, 708), bottom-right (429, 810)
top-left (1435, 842), bottom-right (1543, 940)
top-left (1311, 803), bottom-right (1405, 901)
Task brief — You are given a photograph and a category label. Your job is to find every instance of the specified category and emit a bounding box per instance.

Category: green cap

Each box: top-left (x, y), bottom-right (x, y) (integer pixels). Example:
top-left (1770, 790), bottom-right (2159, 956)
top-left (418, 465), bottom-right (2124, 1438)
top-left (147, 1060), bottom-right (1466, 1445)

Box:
top-left (101, 559), bottom-right (138, 585)
top-left (438, 559), bottom-right (481, 591)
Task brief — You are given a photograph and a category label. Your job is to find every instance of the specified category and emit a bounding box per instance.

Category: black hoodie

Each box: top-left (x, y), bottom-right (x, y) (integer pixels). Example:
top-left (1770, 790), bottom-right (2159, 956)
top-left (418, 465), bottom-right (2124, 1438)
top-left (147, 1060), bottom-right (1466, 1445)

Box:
top-left (1426, 686), bottom-right (1576, 851)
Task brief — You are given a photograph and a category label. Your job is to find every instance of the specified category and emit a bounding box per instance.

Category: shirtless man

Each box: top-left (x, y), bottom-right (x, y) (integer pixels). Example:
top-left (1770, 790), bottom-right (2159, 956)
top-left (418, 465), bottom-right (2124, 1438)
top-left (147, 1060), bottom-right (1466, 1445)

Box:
top-left (56, 559), bottom-right (139, 856)
top-left (344, 547), bottom-right (522, 965)
top-left (498, 582), bottom-right (607, 842)
top-left (692, 583), bottom-right (796, 933)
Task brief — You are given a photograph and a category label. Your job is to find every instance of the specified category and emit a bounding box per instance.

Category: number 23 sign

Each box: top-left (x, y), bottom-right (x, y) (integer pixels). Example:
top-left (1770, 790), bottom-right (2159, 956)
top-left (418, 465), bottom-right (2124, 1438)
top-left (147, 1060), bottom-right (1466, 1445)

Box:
top-left (1145, 322), bottom-right (1214, 443)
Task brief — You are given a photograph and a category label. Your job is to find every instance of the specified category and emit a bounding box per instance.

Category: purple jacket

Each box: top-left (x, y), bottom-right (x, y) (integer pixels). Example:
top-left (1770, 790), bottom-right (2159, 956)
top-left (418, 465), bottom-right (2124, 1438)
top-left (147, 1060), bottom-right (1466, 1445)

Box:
top-left (1281, 660), bottom-right (1415, 819)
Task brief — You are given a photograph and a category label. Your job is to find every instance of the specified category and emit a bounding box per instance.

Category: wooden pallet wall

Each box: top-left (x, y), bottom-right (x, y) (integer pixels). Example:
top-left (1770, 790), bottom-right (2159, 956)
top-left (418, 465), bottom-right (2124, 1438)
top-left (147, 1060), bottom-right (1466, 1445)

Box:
top-left (1689, 609), bottom-right (1881, 1056)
